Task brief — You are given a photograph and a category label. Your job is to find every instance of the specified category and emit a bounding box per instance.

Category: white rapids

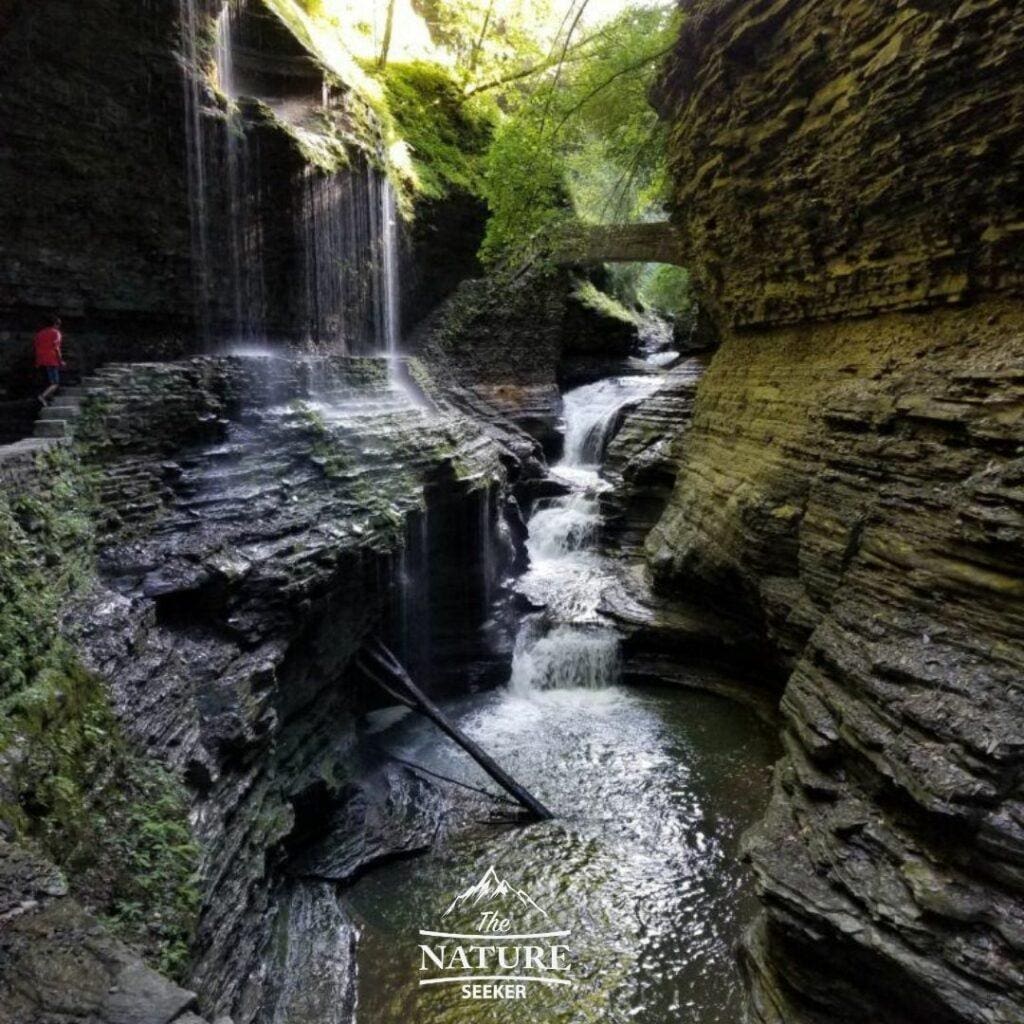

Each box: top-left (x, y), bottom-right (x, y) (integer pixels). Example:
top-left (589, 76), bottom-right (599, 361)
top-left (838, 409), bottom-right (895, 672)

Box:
top-left (510, 369), bottom-right (665, 695)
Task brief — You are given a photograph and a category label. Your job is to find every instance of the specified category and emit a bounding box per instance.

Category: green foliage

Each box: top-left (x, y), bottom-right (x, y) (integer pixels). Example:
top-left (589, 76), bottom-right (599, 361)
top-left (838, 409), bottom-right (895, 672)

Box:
top-left (480, 113), bottom-right (575, 261)
top-left (413, 0), bottom-right (554, 88)
top-left (0, 447), bottom-right (200, 980)
top-left (638, 263), bottom-right (693, 316)
top-left (381, 61), bottom-right (494, 199)
top-left (573, 278), bottom-right (639, 326)
top-left (479, 3), bottom-right (681, 264)
top-left (0, 447), bottom-right (94, 703)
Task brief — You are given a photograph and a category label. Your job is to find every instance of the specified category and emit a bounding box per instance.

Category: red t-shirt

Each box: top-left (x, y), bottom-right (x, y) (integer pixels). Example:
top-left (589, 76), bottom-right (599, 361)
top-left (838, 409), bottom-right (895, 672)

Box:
top-left (34, 328), bottom-right (62, 367)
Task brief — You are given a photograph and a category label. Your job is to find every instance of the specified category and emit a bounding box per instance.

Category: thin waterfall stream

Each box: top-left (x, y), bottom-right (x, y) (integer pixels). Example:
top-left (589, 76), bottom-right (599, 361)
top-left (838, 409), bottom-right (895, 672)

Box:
top-left (180, 0), bottom-right (405, 363)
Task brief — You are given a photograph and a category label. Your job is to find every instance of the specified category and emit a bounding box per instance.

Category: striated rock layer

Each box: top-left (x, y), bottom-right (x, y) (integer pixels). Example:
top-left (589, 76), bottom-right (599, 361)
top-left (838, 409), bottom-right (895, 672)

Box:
top-left (652, 2), bottom-right (1024, 1022)
top-left (10, 354), bottom-right (514, 1023)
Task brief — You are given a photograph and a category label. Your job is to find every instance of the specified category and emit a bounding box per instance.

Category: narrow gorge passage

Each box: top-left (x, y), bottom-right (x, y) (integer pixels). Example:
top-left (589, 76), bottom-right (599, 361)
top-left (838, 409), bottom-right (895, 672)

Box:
top-left (345, 351), bottom-right (776, 1024)
top-left (4, 3), bottom-right (1019, 1023)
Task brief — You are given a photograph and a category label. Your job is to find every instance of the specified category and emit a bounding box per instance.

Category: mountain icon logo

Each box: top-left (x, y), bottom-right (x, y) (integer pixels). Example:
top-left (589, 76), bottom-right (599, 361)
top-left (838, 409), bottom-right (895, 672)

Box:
top-left (442, 865), bottom-right (549, 920)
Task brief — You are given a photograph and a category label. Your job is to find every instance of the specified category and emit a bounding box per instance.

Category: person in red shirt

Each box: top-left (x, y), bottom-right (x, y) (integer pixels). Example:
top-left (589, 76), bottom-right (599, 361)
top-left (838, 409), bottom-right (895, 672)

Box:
top-left (34, 315), bottom-right (64, 406)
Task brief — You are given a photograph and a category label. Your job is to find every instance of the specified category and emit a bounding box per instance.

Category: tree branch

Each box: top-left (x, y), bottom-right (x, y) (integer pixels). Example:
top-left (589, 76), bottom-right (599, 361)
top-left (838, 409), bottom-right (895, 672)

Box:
top-left (546, 41), bottom-right (676, 141)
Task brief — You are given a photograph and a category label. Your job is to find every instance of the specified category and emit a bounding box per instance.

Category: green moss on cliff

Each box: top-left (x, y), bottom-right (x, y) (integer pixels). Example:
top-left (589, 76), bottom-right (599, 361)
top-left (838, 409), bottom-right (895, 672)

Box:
top-left (380, 61), bottom-right (493, 201)
top-left (0, 446), bottom-right (200, 980)
top-left (573, 278), bottom-right (641, 326)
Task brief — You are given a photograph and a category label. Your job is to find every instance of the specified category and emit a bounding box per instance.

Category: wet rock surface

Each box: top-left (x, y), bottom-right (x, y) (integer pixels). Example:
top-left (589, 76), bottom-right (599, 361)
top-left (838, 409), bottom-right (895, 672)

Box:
top-left (416, 266), bottom-right (649, 457)
top-left (600, 355), bottom-right (706, 559)
top-left (51, 353), bottom-right (511, 1022)
top-left (654, 1), bottom-right (1024, 1019)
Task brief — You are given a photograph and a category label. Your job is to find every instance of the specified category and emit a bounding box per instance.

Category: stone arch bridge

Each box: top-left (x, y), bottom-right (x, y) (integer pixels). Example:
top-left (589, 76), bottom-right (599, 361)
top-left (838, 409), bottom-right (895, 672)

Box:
top-left (550, 221), bottom-right (685, 267)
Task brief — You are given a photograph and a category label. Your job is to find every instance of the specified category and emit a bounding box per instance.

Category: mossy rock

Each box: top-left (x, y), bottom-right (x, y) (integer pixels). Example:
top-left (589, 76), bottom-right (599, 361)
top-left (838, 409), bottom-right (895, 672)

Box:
top-left (380, 61), bottom-right (494, 201)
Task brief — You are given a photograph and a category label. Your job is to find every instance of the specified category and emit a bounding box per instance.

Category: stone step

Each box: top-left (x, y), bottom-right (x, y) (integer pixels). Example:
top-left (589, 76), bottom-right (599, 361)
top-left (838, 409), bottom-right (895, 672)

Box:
top-left (38, 406), bottom-right (73, 422)
top-left (60, 387), bottom-right (86, 398)
top-left (34, 419), bottom-right (68, 438)
top-left (43, 396), bottom-right (80, 410)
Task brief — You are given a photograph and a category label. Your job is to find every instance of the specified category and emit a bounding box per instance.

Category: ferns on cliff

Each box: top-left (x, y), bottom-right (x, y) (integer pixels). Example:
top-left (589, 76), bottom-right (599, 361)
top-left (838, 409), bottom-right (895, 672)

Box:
top-left (0, 447), bottom-right (199, 980)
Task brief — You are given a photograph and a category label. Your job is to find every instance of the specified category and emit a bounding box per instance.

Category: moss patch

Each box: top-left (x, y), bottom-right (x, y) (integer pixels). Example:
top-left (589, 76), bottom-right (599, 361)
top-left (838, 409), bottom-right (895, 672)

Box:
top-left (380, 61), bottom-right (493, 201)
top-left (573, 278), bottom-right (641, 326)
top-left (0, 446), bottom-right (200, 980)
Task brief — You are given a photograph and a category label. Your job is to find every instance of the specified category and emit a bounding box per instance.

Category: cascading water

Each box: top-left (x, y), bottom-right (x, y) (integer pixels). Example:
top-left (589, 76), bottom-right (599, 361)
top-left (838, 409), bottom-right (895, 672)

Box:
top-left (180, 0), bottom-right (404, 363)
top-left (347, 338), bottom-right (776, 1024)
top-left (509, 372), bottom-right (665, 694)
top-left (562, 375), bottom-right (665, 467)
top-left (179, 0), bottom-right (213, 343)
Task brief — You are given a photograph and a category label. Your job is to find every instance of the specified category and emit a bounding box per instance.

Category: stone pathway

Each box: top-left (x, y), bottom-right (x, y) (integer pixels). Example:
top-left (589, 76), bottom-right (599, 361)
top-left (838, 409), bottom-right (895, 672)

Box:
top-left (32, 384), bottom-right (86, 439)
top-left (0, 381), bottom-right (92, 485)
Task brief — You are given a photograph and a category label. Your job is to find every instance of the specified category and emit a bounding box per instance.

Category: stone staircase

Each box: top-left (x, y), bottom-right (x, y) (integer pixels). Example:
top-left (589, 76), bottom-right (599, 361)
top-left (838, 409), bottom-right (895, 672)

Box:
top-left (33, 386), bottom-right (86, 439)
top-left (0, 383), bottom-right (91, 486)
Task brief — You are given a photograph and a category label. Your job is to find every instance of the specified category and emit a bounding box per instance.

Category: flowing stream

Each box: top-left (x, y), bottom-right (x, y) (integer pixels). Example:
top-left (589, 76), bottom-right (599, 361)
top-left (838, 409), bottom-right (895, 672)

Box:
top-left (174, 6), bottom-right (773, 1022)
top-left (347, 364), bottom-right (776, 1023)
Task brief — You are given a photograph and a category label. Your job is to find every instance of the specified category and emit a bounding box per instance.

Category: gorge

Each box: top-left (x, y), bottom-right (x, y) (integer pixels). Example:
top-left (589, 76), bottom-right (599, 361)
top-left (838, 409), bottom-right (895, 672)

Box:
top-left (1, 2), bottom-right (1022, 1024)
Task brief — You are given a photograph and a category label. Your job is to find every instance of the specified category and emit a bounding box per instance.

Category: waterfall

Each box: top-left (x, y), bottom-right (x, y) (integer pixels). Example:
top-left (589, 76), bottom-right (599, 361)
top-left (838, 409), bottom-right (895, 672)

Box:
top-left (526, 491), bottom-right (601, 559)
top-left (380, 181), bottom-right (401, 368)
top-left (563, 376), bottom-right (664, 467)
top-left (298, 167), bottom-right (401, 356)
top-left (510, 375), bottom-right (664, 695)
top-left (178, 0), bottom-right (404, 361)
top-left (214, 4), bottom-right (235, 98)
top-left (510, 621), bottom-right (620, 694)
top-left (178, 0), bottom-right (213, 343)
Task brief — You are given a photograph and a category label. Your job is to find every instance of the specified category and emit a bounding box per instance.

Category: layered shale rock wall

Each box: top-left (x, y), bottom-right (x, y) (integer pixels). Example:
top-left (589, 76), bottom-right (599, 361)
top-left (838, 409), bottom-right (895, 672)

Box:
top-left (651, 2), bottom-right (1024, 1021)
top-left (0, 355), bottom-right (514, 1022)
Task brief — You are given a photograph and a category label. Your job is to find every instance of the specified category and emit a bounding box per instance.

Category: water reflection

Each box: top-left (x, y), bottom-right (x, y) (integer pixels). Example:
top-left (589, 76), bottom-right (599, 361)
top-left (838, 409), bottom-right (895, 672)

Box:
top-left (348, 685), bottom-right (775, 1024)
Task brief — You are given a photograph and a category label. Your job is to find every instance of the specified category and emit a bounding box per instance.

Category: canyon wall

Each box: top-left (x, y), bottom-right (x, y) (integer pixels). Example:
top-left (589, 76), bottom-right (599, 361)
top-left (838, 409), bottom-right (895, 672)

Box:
top-left (0, 353), bottom-right (515, 1023)
top-left (0, 0), bottom-right (194, 442)
top-left (651, 1), bottom-right (1024, 1021)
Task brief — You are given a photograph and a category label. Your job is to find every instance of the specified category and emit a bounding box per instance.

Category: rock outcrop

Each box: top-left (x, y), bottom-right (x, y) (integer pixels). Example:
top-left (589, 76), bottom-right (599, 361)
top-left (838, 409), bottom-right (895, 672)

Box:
top-left (652, 2), bottom-right (1024, 1021)
top-left (601, 355), bottom-right (706, 559)
top-left (0, 840), bottom-right (209, 1024)
top-left (0, 352), bottom-right (516, 1022)
top-left (416, 265), bottom-right (645, 455)
top-left (70, 355), bottom-right (510, 1019)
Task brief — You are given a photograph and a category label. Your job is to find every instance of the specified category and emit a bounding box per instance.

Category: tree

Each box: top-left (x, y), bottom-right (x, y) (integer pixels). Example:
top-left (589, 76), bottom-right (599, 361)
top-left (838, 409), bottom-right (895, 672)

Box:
top-left (377, 0), bottom-right (397, 67)
top-left (478, 2), bottom-right (680, 264)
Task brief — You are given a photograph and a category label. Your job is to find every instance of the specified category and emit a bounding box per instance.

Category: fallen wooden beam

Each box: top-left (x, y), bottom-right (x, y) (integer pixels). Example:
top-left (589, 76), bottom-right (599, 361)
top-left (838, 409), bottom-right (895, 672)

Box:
top-left (358, 639), bottom-right (555, 822)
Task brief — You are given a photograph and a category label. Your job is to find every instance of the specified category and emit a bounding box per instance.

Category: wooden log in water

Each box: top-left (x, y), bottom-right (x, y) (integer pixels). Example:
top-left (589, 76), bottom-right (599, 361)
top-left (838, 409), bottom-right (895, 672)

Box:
top-left (358, 639), bottom-right (555, 822)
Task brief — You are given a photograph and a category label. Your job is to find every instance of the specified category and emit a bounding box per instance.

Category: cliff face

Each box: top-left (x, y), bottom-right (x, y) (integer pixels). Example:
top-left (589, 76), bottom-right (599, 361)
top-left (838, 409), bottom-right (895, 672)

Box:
top-left (0, 0), bottom-right (192, 333)
top-left (0, 354), bottom-right (513, 1023)
top-left (652, 2), bottom-right (1024, 1021)
top-left (657, 0), bottom-right (1023, 328)
top-left (0, 0), bottom-right (194, 444)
